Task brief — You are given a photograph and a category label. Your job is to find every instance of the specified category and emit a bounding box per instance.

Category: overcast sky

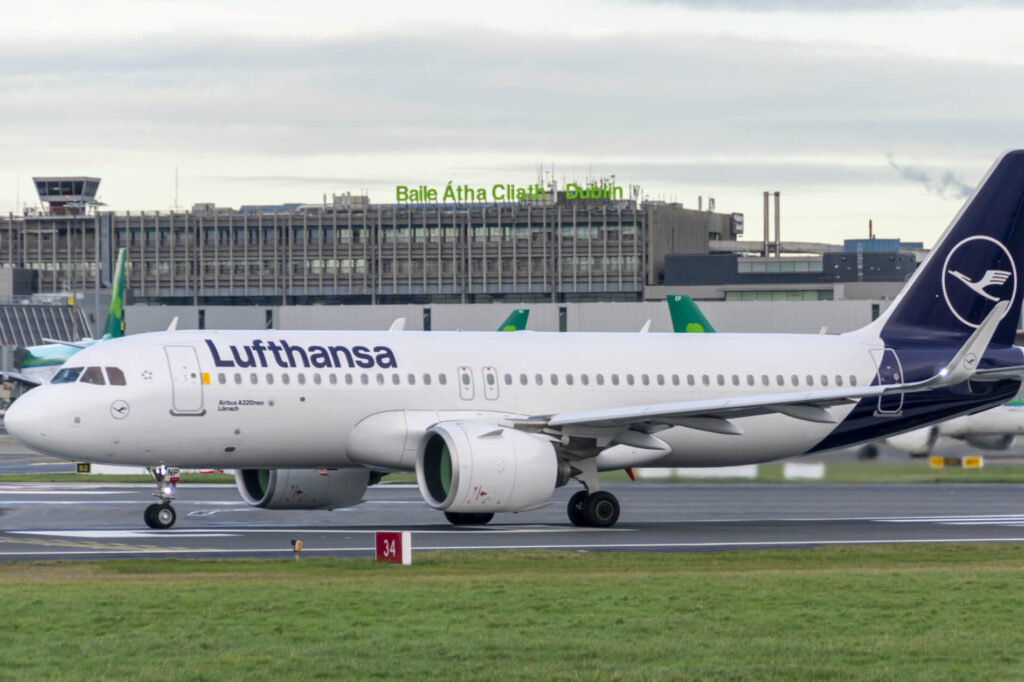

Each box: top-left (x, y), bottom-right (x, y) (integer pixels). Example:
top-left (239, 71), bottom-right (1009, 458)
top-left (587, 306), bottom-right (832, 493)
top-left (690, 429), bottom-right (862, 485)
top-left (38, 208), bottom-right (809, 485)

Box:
top-left (1, 0), bottom-right (1022, 246)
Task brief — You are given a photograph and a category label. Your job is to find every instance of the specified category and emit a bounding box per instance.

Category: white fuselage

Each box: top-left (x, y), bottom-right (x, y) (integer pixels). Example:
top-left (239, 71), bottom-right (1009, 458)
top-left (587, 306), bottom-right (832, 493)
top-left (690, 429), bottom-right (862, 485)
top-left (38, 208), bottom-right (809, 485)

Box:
top-left (9, 329), bottom-right (890, 469)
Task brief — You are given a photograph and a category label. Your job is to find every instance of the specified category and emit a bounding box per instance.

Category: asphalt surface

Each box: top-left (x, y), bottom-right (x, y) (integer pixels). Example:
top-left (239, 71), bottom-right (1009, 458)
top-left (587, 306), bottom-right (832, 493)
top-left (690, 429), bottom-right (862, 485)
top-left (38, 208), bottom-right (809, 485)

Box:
top-left (2, 428), bottom-right (1024, 561)
top-left (1, 480), bottom-right (1023, 561)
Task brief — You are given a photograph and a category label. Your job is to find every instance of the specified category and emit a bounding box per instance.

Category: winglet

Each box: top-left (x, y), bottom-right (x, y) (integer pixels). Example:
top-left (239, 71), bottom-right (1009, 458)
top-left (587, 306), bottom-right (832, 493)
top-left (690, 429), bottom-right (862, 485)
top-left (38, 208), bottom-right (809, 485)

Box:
top-left (933, 299), bottom-right (1009, 385)
top-left (638, 319), bottom-right (651, 334)
top-left (166, 316), bottom-right (179, 332)
top-left (388, 317), bottom-right (407, 332)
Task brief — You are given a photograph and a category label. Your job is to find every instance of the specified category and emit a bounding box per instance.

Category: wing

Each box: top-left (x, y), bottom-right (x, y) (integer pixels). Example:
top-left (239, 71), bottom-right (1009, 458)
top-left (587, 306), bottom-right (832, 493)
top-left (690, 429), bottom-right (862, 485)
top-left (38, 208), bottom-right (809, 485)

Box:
top-left (979, 269), bottom-right (1011, 289)
top-left (39, 338), bottom-right (90, 349)
top-left (0, 371), bottom-right (43, 387)
top-left (508, 301), bottom-right (1010, 445)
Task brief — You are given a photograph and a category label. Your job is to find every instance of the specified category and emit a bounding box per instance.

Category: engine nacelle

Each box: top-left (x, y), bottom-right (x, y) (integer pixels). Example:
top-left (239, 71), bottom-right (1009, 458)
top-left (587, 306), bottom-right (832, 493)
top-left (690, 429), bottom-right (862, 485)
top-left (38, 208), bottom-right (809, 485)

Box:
top-left (416, 422), bottom-right (557, 513)
top-left (964, 434), bottom-right (1015, 450)
top-left (886, 427), bottom-right (938, 456)
top-left (235, 468), bottom-right (369, 509)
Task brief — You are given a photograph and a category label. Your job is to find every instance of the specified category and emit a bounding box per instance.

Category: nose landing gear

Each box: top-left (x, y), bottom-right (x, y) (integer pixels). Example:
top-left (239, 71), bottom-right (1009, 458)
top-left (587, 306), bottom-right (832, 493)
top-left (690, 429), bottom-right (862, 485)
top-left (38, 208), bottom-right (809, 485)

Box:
top-left (144, 466), bottom-right (179, 529)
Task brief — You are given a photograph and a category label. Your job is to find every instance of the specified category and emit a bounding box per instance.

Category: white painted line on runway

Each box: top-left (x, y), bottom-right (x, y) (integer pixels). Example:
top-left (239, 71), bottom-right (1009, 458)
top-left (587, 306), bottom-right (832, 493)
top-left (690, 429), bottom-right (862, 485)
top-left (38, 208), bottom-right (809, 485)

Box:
top-left (11, 530), bottom-right (238, 539)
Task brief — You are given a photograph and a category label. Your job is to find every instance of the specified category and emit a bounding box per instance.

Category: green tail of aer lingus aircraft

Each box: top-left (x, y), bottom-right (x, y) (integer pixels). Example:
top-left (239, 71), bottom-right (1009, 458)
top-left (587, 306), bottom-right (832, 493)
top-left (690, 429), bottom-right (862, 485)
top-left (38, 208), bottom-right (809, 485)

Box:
top-left (5, 248), bottom-right (127, 387)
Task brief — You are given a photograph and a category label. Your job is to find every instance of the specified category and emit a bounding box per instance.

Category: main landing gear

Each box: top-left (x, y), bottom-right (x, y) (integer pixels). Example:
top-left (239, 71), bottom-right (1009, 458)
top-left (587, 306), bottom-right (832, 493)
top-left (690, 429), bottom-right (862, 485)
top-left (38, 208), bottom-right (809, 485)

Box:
top-left (567, 489), bottom-right (620, 527)
top-left (144, 465), bottom-right (178, 529)
top-left (566, 459), bottom-right (620, 528)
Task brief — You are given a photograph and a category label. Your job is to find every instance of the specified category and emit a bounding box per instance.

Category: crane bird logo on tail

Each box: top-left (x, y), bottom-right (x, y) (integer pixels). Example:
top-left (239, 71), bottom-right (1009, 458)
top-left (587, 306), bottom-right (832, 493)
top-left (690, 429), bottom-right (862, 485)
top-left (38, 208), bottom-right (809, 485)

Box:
top-left (941, 235), bottom-right (1017, 329)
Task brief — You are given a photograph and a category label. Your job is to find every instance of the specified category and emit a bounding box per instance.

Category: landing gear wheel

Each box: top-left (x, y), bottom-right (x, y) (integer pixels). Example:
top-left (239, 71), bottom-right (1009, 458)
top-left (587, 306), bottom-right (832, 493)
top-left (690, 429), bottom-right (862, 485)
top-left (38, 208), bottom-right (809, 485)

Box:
top-left (444, 512), bottom-right (494, 525)
top-left (144, 503), bottom-right (176, 529)
top-left (582, 491), bottom-right (620, 528)
top-left (567, 490), bottom-right (588, 527)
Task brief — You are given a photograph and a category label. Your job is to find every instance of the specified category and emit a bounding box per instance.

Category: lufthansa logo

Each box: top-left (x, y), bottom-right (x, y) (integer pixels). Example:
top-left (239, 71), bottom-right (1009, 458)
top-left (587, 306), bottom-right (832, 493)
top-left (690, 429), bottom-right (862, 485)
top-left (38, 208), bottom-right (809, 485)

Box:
top-left (941, 236), bottom-right (1017, 329)
top-left (110, 400), bottom-right (130, 420)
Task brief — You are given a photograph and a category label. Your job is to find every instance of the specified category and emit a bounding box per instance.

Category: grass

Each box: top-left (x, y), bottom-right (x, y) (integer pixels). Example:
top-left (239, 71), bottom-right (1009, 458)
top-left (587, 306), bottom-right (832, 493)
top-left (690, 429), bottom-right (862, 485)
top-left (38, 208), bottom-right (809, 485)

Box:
top-left (0, 545), bottom-right (1023, 680)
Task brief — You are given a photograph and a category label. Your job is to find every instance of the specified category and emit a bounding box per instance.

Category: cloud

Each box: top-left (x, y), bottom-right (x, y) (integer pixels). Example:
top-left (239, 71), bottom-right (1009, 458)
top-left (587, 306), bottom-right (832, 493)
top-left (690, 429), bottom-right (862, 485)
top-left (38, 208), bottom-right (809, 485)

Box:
top-left (886, 154), bottom-right (974, 199)
top-left (636, 0), bottom-right (1013, 11)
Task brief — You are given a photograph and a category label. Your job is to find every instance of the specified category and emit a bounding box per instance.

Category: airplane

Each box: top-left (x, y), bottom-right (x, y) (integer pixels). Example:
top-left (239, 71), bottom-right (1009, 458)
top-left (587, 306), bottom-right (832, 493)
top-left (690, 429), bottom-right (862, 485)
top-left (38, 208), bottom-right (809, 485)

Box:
top-left (874, 398), bottom-right (1024, 456)
top-left (2, 248), bottom-right (127, 387)
top-left (7, 151), bottom-right (1024, 531)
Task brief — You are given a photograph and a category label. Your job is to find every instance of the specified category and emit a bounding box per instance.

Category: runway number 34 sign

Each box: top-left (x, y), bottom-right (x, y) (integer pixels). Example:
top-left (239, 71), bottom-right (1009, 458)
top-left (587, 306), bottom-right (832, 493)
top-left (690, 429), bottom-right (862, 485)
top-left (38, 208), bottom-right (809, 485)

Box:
top-left (375, 531), bottom-right (412, 565)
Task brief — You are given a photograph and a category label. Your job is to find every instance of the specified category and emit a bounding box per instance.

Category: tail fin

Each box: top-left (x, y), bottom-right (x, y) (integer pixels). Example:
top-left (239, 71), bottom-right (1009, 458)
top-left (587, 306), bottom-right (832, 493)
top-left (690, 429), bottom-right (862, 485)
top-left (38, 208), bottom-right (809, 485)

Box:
top-left (498, 309), bottom-right (529, 332)
top-left (667, 295), bottom-right (716, 333)
top-left (867, 151), bottom-right (1024, 347)
top-left (103, 248), bottom-right (126, 339)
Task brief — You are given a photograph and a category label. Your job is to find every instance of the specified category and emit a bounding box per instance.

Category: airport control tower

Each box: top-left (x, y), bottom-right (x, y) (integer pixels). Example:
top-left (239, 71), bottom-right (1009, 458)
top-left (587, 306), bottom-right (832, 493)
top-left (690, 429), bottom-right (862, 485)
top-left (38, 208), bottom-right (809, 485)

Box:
top-left (32, 176), bottom-right (101, 215)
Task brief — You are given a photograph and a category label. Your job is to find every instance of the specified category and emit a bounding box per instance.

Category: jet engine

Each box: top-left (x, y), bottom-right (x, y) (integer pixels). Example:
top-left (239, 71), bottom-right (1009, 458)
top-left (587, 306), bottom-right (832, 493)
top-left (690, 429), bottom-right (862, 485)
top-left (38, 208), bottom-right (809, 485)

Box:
top-left (886, 426), bottom-right (938, 456)
top-left (235, 468), bottom-right (370, 509)
top-left (416, 422), bottom-right (559, 513)
top-left (963, 434), bottom-right (1015, 450)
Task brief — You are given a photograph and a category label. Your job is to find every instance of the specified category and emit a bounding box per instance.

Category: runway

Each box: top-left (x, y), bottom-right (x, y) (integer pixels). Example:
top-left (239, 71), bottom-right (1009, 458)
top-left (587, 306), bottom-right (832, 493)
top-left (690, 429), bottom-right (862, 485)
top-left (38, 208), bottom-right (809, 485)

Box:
top-left (0, 481), bottom-right (1022, 560)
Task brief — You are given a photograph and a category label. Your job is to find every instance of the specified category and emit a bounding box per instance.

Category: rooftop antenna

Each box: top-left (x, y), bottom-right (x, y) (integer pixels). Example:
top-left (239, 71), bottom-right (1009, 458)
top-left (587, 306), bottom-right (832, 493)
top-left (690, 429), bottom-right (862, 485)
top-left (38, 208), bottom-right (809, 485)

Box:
top-left (173, 167), bottom-right (180, 211)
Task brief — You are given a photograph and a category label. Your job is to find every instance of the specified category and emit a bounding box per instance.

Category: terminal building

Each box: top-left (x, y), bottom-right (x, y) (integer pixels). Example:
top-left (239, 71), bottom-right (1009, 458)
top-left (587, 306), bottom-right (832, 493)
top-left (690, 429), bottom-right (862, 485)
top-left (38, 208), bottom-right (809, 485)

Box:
top-left (0, 176), bottom-right (925, 339)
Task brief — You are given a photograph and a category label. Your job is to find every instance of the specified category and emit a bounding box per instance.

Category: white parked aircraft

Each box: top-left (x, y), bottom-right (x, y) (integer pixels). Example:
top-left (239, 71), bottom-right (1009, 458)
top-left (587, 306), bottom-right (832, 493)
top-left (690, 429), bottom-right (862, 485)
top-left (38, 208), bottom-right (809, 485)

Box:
top-left (8, 151), bottom-right (1024, 530)
top-left (877, 397), bottom-right (1024, 456)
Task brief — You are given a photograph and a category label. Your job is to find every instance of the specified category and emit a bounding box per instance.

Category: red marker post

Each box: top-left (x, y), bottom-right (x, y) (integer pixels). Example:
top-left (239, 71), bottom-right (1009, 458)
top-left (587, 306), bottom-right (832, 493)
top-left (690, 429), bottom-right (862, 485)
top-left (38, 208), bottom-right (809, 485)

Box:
top-left (375, 531), bottom-right (412, 565)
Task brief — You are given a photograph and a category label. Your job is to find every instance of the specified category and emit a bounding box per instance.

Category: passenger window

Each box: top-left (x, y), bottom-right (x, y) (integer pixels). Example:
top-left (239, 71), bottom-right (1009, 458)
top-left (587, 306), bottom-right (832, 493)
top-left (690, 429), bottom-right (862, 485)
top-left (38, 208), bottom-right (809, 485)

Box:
top-left (806, 375), bottom-right (814, 386)
top-left (820, 375), bottom-right (829, 386)
top-left (657, 374), bottom-right (664, 386)
top-left (732, 375), bottom-right (740, 386)
top-left (519, 373), bottom-right (527, 385)
top-left (716, 375), bottom-right (725, 386)
top-left (81, 366), bottom-right (105, 385)
top-left (423, 374), bottom-right (431, 386)
top-left (850, 375), bottom-right (857, 386)
top-left (503, 373), bottom-right (511, 385)
top-left (439, 374), bottom-right (447, 385)
top-left (565, 374), bottom-right (574, 386)
top-left (392, 374), bottom-right (400, 385)
top-left (53, 367), bottom-right (83, 383)
top-left (762, 375), bottom-right (769, 386)
top-left (550, 374), bottom-right (559, 386)
top-left (791, 375), bottom-right (799, 386)
top-left (345, 374), bottom-right (353, 385)
top-left (596, 374), bottom-right (604, 386)
top-left (360, 374), bottom-right (369, 385)
top-left (410, 373), bottom-right (417, 385)
top-left (329, 373), bottom-right (337, 385)
top-left (672, 374), bottom-right (680, 386)
top-left (297, 373), bottom-right (306, 385)
top-left (234, 373), bottom-right (242, 385)
top-left (626, 375), bottom-right (635, 386)
top-left (581, 374), bottom-right (589, 386)
top-left (641, 374), bottom-right (650, 386)
top-left (535, 374), bottom-right (544, 386)
top-left (835, 375), bottom-right (843, 386)
top-left (746, 375), bottom-right (755, 386)
top-left (611, 374), bottom-right (620, 386)
top-left (218, 373), bottom-right (226, 385)
top-left (266, 373), bottom-right (274, 385)
top-left (685, 375), bottom-right (693, 386)
top-left (282, 374), bottom-right (290, 385)
top-left (376, 373), bottom-right (385, 385)
top-left (702, 375), bottom-right (710, 386)
top-left (775, 375), bottom-right (783, 386)
top-left (313, 373), bottom-right (322, 385)
top-left (251, 373), bottom-right (258, 385)
top-left (106, 367), bottom-right (127, 386)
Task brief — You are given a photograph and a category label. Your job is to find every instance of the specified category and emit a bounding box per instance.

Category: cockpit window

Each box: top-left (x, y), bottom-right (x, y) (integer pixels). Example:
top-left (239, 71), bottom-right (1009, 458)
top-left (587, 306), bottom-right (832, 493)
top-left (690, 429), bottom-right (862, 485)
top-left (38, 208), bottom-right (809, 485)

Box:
top-left (106, 367), bottom-right (126, 386)
top-left (53, 367), bottom-right (83, 383)
top-left (80, 366), bottom-right (106, 385)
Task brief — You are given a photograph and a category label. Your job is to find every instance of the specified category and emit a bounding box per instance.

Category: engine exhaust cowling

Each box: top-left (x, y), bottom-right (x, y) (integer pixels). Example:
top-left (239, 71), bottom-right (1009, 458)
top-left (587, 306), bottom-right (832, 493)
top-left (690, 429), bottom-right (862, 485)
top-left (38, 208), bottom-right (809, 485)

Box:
top-left (416, 422), bottom-right (558, 513)
top-left (235, 468), bottom-right (369, 509)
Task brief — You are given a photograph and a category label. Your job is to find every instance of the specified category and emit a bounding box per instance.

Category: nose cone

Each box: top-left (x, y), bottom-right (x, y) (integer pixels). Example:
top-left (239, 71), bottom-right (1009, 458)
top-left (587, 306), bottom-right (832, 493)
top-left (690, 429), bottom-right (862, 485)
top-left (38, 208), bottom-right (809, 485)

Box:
top-left (5, 388), bottom-right (53, 455)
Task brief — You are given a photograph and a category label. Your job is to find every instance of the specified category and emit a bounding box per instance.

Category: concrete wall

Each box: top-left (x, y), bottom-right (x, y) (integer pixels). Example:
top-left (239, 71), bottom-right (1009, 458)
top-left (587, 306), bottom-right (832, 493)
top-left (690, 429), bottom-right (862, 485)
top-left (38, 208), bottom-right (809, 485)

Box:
top-left (126, 299), bottom-right (892, 336)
